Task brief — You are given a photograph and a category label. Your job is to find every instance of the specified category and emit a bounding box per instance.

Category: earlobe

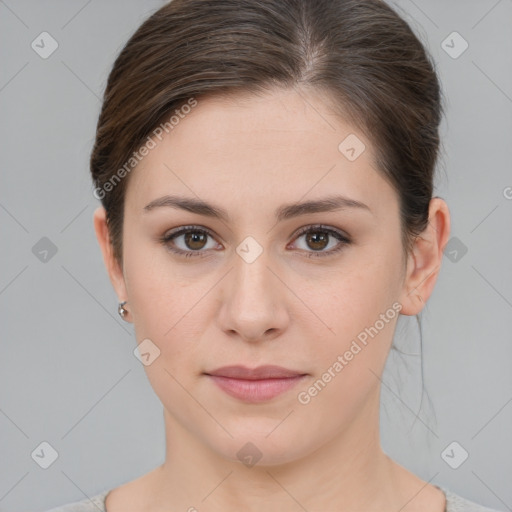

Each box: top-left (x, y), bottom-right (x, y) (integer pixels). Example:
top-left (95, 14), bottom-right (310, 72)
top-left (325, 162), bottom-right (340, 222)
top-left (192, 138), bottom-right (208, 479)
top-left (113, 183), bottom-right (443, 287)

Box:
top-left (93, 206), bottom-right (128, 308)
top-left (398, 197), bottom-right (451, 316)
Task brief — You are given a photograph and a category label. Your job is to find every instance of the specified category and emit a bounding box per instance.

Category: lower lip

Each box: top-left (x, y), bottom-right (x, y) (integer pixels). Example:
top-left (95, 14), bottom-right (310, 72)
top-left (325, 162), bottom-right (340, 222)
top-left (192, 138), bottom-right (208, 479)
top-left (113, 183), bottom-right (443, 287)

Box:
top-left (207, 375), bottom-right (307, 403)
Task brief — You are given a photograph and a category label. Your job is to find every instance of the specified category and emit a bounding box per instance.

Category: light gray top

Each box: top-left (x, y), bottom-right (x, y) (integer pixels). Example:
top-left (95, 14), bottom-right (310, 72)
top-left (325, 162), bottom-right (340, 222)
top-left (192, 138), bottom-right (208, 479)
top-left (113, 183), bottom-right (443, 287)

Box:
top-left (43, 484), bottom-right (504, 512)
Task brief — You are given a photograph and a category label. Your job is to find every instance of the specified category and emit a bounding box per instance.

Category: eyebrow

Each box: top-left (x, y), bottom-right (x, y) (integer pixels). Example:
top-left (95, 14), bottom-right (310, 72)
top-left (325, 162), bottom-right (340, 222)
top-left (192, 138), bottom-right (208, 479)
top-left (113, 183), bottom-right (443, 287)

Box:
top-left (143, 194), bottom-right (372, 222)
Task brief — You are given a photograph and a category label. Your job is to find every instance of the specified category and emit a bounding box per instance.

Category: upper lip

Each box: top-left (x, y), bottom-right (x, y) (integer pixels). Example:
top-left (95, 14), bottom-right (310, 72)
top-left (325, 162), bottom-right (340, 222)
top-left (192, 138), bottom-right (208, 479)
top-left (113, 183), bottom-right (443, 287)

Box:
top-left (205, 365), bottom-right (307, 380)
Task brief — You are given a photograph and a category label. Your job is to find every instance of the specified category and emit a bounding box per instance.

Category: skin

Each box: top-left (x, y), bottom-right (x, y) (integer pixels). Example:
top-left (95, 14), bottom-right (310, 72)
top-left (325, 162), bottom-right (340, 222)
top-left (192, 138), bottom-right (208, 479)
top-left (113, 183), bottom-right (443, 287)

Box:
top-left (94, 86), bottom-right (450, 512)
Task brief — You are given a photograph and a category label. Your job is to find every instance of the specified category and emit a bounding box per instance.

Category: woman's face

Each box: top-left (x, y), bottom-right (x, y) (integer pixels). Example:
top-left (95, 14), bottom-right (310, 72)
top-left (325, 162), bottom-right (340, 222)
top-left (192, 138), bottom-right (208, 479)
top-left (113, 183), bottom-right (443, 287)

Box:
top-left (108, 87), bottom-right (415, 465)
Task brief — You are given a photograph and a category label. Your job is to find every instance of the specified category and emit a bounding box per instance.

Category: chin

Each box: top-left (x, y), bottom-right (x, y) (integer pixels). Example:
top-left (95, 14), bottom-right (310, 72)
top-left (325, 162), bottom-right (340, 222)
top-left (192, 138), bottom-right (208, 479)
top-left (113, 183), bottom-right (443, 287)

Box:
top-left (204, 421), bottom-right (316, 468)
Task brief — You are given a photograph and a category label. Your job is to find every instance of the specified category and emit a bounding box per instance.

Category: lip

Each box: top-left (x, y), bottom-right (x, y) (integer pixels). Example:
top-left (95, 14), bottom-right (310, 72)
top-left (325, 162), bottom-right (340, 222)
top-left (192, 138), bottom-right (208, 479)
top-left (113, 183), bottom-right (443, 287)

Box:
top-left (204, 365), bottom-right (308, 403)
top-left (206, 365), bottom-right (305, 380)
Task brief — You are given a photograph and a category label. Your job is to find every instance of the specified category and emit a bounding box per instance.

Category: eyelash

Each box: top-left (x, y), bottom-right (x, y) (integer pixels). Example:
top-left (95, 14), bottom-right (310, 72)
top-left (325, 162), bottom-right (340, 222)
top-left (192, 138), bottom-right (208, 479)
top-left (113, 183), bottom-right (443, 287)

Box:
top-left (159, 224), bottom-right (351, 259)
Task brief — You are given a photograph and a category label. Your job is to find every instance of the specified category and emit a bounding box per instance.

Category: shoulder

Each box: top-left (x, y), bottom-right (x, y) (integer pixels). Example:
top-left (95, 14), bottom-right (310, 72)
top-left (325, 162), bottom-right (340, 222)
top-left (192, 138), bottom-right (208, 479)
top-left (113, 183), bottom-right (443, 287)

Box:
top-left (438, 486), bottom-right (505, 512)
top-left (42, 489), bottom-right (111, 512)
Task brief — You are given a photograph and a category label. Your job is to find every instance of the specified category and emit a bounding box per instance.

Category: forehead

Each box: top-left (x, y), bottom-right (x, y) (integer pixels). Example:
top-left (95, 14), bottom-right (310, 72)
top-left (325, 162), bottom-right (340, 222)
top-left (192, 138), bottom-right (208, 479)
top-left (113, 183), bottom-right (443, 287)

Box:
top-left (125, 88), bottom-right (398, 220)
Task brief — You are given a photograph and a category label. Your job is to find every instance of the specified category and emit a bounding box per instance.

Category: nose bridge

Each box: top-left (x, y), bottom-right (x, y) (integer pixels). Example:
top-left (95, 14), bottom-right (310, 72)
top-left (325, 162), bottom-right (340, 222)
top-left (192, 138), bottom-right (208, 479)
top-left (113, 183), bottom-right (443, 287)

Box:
top-left (219, 238), bottom-right (286, 341)
top-left (233, 240), bottom-right (276, 307)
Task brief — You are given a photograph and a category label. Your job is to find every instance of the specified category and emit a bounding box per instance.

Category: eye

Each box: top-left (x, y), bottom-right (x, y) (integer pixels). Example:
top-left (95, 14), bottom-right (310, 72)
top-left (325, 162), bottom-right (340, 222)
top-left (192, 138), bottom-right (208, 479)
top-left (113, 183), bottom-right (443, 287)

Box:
top-left (160, 226), bottom-right (219, 258)
top-left (289, 224), bottom-right (351, 258)
top-left (159, 224), bottom-right (351, 259)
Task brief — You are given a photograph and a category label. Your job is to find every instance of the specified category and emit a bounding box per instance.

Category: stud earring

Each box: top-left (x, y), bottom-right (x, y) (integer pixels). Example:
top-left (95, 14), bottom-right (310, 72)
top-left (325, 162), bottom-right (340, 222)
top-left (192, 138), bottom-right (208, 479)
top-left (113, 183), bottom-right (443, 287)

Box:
top-left (118, 301), bottom-right (129, 320)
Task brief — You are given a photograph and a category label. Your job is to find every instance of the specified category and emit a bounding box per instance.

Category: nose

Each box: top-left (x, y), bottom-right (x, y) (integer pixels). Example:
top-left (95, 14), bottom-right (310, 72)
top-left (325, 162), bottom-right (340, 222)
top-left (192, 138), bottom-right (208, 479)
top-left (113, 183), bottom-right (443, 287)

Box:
top-left (217, 247), bottom-right (289, 343)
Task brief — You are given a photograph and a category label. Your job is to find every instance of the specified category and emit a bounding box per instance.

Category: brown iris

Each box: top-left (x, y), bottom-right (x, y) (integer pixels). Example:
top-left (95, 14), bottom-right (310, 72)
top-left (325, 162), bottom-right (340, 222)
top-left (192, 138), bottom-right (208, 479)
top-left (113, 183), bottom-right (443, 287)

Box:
top-left (305, 230), bottom-right (329, 251)
top-left (185, 232), bottom-right (208, 250)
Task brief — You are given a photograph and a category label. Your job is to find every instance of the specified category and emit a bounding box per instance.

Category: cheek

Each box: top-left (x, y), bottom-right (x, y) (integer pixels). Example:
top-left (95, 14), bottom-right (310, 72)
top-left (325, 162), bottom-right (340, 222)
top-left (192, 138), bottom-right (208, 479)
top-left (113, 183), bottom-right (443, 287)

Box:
top-left (122, 238), bottom-right (203, 346)
top-left (302, 251), bottom-right (402, 380)
top-left (308, 259), bottom-right (399, 336)
top-left (295, 285), bottom-right (400, 426)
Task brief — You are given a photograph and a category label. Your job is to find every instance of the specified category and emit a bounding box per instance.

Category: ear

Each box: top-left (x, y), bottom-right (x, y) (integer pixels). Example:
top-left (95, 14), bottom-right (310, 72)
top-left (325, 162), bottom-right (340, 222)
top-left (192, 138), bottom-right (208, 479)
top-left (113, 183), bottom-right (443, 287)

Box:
top-left (93, 206), bottom-right (130, 318)
top-left (398, 197), bottom-right (451, 316)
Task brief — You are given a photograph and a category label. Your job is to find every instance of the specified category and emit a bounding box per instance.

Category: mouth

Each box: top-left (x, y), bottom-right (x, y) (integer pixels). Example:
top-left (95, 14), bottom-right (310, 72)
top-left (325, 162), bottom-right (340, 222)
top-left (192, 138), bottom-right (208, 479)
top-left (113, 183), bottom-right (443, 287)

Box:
top-left (204, 365), bottom-right (309, 403)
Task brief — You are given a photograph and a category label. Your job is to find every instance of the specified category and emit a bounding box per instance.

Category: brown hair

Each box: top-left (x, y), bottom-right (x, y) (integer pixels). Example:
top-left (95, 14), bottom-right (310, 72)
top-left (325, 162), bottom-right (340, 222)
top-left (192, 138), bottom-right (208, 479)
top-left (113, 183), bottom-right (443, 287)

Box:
top-left (90, 0), bottom-right (445, 270)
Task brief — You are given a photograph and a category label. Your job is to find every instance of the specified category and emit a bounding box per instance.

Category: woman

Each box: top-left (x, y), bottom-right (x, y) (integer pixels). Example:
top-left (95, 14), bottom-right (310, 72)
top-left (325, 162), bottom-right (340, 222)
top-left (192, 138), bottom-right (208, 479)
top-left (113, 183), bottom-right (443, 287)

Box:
top-left (46, 0), bottom-right (502, 510)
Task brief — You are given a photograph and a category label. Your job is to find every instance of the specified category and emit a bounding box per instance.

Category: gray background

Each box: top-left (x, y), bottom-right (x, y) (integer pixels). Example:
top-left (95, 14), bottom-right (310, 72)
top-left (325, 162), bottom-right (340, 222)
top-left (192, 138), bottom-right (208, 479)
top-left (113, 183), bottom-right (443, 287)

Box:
top-left (1, 1), bottom-right (511, 511)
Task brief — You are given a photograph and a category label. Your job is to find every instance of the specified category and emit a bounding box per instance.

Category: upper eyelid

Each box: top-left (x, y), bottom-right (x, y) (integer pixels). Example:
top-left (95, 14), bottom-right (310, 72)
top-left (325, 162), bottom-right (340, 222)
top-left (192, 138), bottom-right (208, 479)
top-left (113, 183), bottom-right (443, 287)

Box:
top-left (293, 224), bottom-right (349, 239)
top-left (163, 225), bottom-right (215, 241)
